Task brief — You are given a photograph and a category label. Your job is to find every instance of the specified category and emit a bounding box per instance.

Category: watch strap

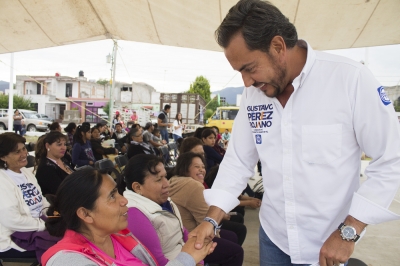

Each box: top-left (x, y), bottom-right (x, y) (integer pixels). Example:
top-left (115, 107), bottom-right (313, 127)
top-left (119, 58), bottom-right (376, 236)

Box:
top-left (338, 222), bottom-right (361, 242)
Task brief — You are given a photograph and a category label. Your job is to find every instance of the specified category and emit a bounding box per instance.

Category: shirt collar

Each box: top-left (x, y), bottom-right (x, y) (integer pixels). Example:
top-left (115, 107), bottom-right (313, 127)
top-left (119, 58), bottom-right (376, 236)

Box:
top-left (292, 40), bottom-right (316, 91)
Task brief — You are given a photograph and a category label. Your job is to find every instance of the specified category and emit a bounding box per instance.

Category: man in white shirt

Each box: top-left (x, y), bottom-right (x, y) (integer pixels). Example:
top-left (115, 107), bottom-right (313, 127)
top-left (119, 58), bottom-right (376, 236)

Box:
top-left (189, 1), bottom-right (400, 266)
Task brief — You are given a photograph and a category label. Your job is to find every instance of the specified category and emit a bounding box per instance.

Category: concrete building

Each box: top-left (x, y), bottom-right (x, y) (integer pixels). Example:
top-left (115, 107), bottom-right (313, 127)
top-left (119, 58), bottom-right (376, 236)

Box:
top-left (16, 71), bottom-right (109, 123)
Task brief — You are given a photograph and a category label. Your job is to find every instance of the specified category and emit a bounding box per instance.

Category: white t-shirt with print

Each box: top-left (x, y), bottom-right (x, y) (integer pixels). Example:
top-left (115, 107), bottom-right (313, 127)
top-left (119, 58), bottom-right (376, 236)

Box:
top-left (172, 120), bottom-right (182, 137)
top-left (5, 169), bottom-right (44, 218)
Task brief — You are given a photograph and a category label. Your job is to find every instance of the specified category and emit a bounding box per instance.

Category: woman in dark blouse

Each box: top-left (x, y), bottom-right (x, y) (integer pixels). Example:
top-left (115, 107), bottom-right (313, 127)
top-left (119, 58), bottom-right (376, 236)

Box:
top-left (35, 131), bottom-right (74, 195)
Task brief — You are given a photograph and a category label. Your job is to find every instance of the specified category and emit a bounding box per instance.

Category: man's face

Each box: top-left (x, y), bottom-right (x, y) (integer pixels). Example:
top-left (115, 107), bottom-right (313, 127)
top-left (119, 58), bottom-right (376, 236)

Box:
top-left (115, 125), bottom-right (122, 132)
top-left (224, 33), bottom-right (289, 98)
top-left (165, 108), bottom-right (170, 114)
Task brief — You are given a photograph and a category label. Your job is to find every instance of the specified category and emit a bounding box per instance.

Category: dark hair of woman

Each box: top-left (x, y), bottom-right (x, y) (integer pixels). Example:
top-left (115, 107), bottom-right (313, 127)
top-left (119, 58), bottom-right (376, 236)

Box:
top-left (179, 137), bottom-right (203, 154)
top-left (175, 113), bottom-right (182, 124)
top-left (45, 168), bottom-right (106, 237)
top-left (91, 126), bottom-right (100, 133)
top-left (34, 131), bottom-right (67, 171)
top-left (49, 122), bottom-right (61, 131)
top-left (0, 133), bottom-right (26, 169)
top-left (73, 124), bottom-right (91, 145)
top-left (215, 0), bottom-right (298, 52)
top-left (124, 154), bottom-right (164, 191)
top-left (174, 152), bottom-right (206, 177)
top-left (211, 126), bottom-right (220, 133)
top-left (201, 128), bottom-right (216, 140)
top-left (194, 126), bottom-right (212, 139)
top-left (64, 122), bottom-right (76, 133)
top-left (204, 165), bottom-right (219, 188)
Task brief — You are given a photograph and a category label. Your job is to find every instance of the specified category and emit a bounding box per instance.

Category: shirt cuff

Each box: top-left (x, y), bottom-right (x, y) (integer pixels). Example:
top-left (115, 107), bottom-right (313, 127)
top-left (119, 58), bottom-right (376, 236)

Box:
top-left (172, 252), bottom-right (195, 266)
top-left (204, 189), bottom-right (240, 213)
top-left (349, 192), bottom-right (400, 224)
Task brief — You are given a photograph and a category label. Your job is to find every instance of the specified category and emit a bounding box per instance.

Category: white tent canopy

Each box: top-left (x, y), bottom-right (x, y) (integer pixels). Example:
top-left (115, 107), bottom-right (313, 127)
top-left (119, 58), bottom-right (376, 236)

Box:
top-left (0, 0), bottom-right (399, 54)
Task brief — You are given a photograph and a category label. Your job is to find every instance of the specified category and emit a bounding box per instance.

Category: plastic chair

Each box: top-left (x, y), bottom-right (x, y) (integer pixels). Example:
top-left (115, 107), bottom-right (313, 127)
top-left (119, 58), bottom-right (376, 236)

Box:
top-left (75, 165), bottom-right (93, 171)
top-left (347, 258), bottom-right (368, 266)
top-left (94, 158), bottom-right (125, 194)
top-left (115, 154), bottom-right (129, 174)
top-left (0, 257), bottom-right (39, 266)
top-left (167, 142), bottom-right (178, 165)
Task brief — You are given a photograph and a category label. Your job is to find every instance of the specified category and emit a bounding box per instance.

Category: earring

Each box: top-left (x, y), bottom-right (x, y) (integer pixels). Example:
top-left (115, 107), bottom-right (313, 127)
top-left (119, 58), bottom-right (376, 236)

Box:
top-left (47, 148), bottom-right (50, 152)
top-left (4, 161), bottom-right (7, 170)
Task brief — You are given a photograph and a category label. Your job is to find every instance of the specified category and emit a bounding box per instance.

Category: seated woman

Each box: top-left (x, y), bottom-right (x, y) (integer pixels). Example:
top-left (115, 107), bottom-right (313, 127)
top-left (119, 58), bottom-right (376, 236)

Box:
top-left (169, 152), bottom-right (244, 265)
top-left (123, 154), bottom-right (212, 265)
top-left (42, 168), bottom-right (213, 266)
top-left (201, 129), bottom-right (223, 172)
top-left (90, 126), bottom-right (118, 161)
top-left (35, 131), bottom-right (74, 195)
top-left (0, 133), bottom-right (49, 259)
top-left (72, 123), bottom-right (96, 168)
top-left (127, 127), bottom-right (157, 159)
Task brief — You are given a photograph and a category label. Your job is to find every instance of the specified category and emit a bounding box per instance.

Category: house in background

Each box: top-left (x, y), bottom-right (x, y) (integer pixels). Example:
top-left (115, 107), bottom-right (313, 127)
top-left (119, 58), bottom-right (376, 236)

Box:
top-left (16, 71), bottom-right (109, 123)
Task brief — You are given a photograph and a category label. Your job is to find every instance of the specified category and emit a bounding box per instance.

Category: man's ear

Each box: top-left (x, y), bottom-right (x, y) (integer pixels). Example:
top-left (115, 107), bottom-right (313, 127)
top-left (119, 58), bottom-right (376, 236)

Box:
top-left (76, 207), bottom-right (94, 224)
top-left (269, 36), bottom-right (286, 56)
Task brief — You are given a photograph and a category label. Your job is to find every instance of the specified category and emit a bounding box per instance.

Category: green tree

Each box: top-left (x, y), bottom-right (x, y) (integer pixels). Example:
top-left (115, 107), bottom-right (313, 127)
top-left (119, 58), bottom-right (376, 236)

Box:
top-left (187, 76), bottom-right (211, 102)
top-left (0, 95), bottom-right (33, 109)
top-left (103, 101), bottom-right (111, 115)
top-left (207, 97), bottom-right (220, 112)
top-left (96, 79), bottom-right (110, 86)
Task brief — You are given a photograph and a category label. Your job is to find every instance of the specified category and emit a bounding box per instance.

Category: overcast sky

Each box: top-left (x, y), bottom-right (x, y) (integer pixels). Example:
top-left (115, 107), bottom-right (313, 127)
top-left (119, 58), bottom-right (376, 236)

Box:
top-left (0, 40), bottom-right (399, 93)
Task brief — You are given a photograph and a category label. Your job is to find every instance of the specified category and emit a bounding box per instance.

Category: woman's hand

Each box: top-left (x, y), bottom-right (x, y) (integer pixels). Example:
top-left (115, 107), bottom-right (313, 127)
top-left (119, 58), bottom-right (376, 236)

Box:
top-left (89, 161), bottom-right (94, 165)
top-left (181, 236), bottom-right (217, 263)
top-left (248, 199), bottom-right (262, 208)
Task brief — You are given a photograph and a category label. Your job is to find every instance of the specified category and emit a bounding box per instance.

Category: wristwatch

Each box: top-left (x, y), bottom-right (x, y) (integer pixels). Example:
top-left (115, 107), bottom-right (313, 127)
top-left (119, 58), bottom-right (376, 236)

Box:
top-left (338, 222), bottom-right (360, 242)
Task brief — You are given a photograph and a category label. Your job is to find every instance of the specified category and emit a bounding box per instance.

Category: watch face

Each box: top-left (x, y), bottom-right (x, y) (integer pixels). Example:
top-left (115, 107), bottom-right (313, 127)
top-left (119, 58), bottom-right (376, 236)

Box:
top-left (342, 226), bottom-right (356, 239)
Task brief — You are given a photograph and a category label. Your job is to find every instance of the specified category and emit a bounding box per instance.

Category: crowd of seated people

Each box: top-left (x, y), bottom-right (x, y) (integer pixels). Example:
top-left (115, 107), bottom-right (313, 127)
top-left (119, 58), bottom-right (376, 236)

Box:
top-left (0, 120), bottom-right (262, 265)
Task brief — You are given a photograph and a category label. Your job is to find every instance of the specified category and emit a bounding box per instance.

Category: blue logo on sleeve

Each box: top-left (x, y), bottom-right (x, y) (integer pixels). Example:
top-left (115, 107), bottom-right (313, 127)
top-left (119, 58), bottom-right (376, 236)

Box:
top-left (255, 134), bottom-right (262, 144)
top-left (377, 86), bottom-right (391, 106)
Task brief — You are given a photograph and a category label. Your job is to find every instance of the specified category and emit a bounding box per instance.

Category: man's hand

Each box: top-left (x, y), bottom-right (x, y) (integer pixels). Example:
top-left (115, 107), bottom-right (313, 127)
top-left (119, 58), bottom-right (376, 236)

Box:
top-left (319, 229), bottom-right (354, 266)
top-left (189, 221), bottom-right (215, 250)
top-left (320, 216), bottom-right (366, 266)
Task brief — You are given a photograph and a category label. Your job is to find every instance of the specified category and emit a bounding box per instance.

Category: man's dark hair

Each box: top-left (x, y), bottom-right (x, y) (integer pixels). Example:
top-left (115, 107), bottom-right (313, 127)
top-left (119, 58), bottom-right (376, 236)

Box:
top-left (215, 0), bottom-right (298, 53)
top-left (164, 104), bottom-right (171, 111)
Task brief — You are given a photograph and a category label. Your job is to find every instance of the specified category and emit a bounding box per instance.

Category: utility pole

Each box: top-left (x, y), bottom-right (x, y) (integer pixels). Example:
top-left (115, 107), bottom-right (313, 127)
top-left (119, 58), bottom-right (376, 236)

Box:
top-left (107, 40), bottom-right (118, 128)
top-left (7, 53), bottom-right (14, 132)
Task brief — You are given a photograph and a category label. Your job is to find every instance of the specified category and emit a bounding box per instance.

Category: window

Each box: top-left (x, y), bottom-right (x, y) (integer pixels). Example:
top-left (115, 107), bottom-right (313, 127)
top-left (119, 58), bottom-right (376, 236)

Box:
top-left (36, 83), bottom-right (41, 94)
top-left (66, 83), bottom-right (72, 97)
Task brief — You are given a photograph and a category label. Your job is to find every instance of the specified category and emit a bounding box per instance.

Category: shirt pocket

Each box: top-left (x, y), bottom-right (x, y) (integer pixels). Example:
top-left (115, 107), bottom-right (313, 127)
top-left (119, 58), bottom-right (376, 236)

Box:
top-left (302, 124), bottom-right (342, 164)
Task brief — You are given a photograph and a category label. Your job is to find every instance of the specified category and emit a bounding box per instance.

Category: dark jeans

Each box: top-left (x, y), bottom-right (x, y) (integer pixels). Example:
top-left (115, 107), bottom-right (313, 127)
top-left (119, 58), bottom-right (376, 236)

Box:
top-left (0, 248), bottom-right (37, 259)
top-left (14, 124), bottom-right (22, 135)
top-left (221, 220), bottom-right (247, 246)
top-left (204, 229), bottom-right (244, 266)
